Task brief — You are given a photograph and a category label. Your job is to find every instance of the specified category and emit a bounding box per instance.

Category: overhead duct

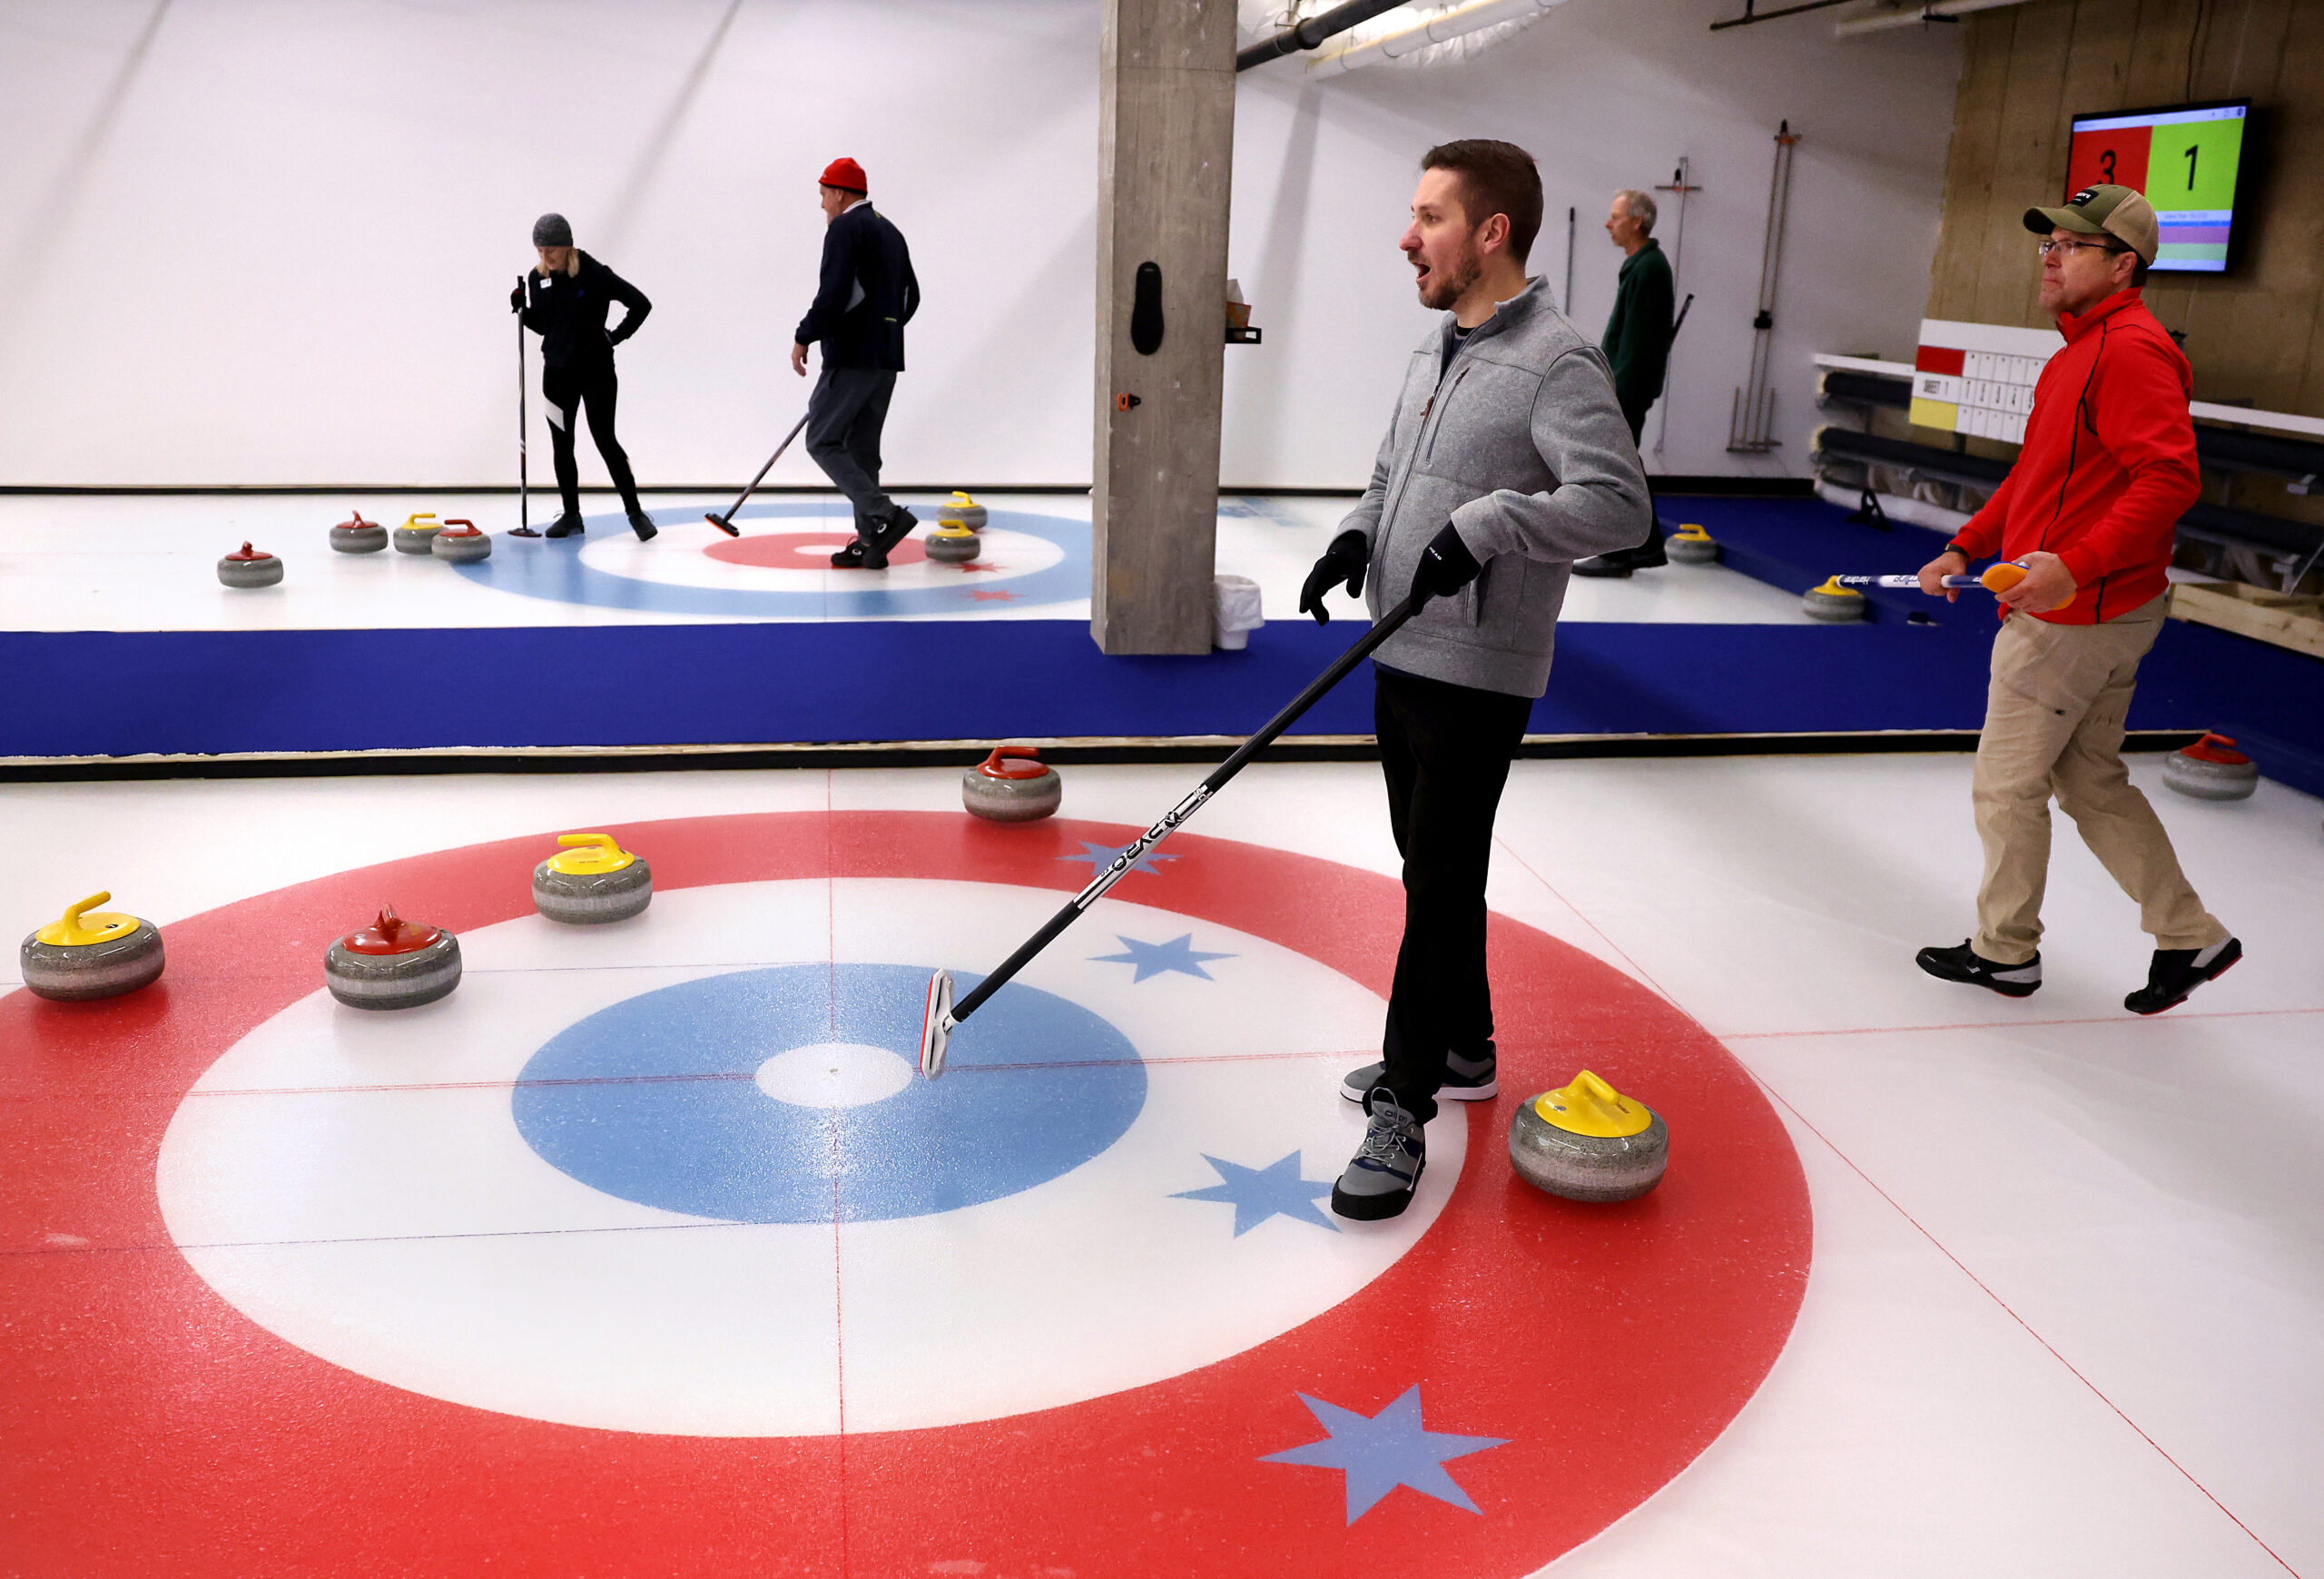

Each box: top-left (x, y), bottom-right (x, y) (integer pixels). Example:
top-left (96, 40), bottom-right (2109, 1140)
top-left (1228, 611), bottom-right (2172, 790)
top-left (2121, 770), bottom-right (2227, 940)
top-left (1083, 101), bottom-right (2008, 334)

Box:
top-left (1305, 0), bottom-right (1568, 72)
top-left (1832, 0), bottom-right (2030, 35)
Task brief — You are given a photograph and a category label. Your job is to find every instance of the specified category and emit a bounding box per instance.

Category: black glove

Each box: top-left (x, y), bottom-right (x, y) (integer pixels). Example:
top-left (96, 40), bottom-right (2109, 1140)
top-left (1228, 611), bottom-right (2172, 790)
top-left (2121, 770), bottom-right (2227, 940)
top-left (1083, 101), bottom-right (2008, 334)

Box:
top-left (510, 281), bottom-right (527, 313)
top-left (1298, 530), bottom-right (1371, 625)
top-left (1409, 522), bottom-right (1481, 611)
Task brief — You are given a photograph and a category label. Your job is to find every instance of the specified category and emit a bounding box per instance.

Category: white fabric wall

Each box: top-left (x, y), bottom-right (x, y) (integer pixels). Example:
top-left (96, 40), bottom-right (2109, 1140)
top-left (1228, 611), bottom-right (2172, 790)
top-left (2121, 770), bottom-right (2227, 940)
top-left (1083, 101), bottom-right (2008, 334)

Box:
top-left (0, 0), bottom-right (1957, 489)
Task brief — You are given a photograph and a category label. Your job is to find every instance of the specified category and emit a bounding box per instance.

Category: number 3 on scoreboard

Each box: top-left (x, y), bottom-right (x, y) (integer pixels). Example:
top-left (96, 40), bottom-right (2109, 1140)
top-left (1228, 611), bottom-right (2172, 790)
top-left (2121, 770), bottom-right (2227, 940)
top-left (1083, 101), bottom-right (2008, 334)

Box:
top-left (2099, 147), bottom-right (2116, 183)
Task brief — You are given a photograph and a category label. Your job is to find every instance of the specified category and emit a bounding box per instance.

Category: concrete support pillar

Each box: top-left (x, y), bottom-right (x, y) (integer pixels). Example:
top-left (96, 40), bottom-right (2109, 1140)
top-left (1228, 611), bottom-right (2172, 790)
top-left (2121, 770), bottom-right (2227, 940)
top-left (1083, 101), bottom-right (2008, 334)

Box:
top-left (1091, 0), bottom-right (1236, 656)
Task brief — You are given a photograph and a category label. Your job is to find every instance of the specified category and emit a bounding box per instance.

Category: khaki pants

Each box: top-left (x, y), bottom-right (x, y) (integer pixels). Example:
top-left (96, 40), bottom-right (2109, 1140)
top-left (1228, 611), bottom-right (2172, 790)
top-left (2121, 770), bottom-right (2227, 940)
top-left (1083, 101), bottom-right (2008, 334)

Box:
top-left (1972, 596), bottom-right (2227, 964)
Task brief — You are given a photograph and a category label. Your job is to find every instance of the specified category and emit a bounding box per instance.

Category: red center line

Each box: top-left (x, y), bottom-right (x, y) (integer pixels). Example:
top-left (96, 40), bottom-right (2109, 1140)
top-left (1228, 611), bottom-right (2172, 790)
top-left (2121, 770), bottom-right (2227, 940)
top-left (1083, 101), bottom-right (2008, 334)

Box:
top-left (1751, 1068), bottom-right (2304, 1578)
top-left (182, 1048), bottom-right (1376, 1100)
top-left (1490, 834), bottom-right (1679, 1004)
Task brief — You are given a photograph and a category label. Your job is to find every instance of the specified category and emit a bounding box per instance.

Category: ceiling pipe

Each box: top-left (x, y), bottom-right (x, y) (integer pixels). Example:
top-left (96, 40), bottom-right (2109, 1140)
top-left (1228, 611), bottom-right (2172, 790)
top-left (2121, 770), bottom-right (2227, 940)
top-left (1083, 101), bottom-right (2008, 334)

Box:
top-left (1306, 0), bottom-right (1569, 72)
top-left (1236, 0), bottom-right (1413, 71)
top-left (1832, 0), bottom-right (2029, 35)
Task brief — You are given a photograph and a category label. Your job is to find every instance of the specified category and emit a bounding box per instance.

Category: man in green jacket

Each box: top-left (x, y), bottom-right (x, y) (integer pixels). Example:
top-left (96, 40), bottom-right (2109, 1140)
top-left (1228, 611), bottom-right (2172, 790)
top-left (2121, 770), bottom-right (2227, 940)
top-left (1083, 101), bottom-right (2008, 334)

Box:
top-left (1574, 188), bottom-right (1675, 577)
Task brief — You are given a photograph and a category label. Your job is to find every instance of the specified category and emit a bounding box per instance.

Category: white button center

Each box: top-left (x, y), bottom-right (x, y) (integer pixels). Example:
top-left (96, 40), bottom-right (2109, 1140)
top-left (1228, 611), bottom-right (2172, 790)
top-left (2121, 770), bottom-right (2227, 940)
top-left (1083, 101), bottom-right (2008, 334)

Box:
top-left (753, 1042), bottom-right (915, 1109)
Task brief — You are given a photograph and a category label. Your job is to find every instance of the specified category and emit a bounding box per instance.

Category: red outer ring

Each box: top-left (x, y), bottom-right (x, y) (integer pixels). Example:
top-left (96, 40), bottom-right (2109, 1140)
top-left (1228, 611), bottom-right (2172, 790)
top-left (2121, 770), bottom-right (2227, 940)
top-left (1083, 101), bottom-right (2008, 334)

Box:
top-left (0, 811), bottom-right (1809, 1577)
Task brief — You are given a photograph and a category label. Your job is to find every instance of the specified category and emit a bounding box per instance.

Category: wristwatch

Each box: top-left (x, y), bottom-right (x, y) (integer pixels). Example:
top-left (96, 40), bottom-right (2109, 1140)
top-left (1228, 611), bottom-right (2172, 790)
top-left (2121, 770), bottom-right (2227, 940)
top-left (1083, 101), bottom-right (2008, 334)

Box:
top-left (1936, 544), bottom-right (1970, 563)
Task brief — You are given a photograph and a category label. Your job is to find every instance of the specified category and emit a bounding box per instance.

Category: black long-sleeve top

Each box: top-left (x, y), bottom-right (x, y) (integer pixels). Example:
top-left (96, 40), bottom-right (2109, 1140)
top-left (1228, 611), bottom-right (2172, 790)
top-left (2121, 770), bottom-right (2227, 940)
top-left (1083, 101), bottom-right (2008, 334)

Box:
top-left (793, 202), bottom-right (919, 371)
top-left (519, 252), bottom-right (650, 370)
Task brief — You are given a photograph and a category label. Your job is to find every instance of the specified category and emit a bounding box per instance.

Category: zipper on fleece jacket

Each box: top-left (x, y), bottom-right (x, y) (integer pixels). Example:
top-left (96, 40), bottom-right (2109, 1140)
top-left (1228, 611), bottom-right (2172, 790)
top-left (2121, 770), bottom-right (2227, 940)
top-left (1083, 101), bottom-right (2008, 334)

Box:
top-left (1380, 333), bottom-right (1492, 582)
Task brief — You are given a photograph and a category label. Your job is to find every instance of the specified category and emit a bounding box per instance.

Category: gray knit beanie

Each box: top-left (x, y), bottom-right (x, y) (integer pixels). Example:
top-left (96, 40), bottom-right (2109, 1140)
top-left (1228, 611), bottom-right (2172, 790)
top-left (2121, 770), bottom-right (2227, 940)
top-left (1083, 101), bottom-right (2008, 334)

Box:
top-left (531, 212), bottom-right (574, 248)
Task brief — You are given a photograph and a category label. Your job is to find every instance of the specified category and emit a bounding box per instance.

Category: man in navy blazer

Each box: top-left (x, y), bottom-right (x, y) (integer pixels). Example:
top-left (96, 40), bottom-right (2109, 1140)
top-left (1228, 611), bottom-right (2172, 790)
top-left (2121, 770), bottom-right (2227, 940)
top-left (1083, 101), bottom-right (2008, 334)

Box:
top-left (792, 157), bottom-right (922, 569)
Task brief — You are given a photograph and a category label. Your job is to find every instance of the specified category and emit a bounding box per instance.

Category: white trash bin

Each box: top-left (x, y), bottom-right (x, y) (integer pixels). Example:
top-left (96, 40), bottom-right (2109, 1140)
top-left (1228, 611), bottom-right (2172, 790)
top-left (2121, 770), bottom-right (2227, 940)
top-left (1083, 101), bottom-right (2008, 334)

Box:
top-left (1213, 574), bottom-right (1265, 651)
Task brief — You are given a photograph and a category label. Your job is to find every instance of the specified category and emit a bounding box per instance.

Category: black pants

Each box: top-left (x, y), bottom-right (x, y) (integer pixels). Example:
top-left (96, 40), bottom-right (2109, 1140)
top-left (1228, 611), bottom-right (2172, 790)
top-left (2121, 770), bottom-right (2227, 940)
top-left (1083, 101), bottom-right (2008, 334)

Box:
top-left (1621, 395), bottom-right (1660, 551)
top-left (543, 359), bottom-right (642, 518)
top-left (1374, 667), bottom-right (1535, 1123)
top-left (805, 366), bottom-right (899, 536)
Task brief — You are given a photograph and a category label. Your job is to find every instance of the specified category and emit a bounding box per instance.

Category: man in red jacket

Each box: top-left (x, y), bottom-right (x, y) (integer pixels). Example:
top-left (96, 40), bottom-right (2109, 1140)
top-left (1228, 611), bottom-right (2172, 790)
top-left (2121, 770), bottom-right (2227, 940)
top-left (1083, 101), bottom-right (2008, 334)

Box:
top-left (1914, 183), bottom-right (2240, 1015)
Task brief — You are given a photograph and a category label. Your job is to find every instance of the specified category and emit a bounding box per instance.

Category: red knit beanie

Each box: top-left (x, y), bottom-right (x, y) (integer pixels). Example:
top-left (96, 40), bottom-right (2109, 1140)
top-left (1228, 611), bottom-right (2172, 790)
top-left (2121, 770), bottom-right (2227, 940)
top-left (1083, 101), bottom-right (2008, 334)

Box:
top-left (820, 157), bottom-right (868, 194)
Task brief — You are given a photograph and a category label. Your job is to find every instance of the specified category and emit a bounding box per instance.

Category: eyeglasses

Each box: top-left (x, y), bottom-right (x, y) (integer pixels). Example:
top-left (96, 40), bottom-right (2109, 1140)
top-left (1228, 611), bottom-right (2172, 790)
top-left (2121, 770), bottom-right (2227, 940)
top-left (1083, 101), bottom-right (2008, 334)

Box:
top-left (2039, 237), bottom-right (2127, 260)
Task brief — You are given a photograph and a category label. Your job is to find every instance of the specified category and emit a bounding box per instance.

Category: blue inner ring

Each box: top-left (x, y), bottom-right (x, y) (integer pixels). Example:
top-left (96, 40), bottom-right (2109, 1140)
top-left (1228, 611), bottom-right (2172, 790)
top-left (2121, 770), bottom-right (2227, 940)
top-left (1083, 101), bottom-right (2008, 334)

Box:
top-left (454, 500), bottom-right (1089, 617)
top-left (511, 963), bottom-right (1146, 1223)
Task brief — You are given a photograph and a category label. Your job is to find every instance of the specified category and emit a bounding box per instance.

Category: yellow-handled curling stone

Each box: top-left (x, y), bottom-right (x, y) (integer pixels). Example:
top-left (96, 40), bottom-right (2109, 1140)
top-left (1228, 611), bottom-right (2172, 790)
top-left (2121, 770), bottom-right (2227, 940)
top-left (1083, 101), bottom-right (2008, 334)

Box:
top-left (217, 541), bottom-right (283, 588)
top-left (430, 518), bottom-right (491, 564)
top-left (926, 490), bottom-right (985, 564)
top-left (324, 906), bottom-right (461, 1009)
top-left (962, 746), bottom-right (1061, 823)
top-left (533, 833), bottom-right (654, 923)
top-left (1665, 523), bottom-right (1719, 565)
top-left (392, 512), bottom-right (443, 555)
top-left (19, 893), bottom-right (166, 1002)
top-left (1508, 1071), bottom-right (1668, 1202)
top-left (330, 510), bottom-right (387, 554)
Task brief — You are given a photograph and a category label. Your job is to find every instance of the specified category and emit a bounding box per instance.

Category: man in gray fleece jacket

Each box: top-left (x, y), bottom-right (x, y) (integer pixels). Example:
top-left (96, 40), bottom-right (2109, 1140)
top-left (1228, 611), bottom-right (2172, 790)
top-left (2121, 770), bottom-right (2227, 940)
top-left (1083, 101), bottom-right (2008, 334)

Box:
top-left (1299, 140), bottom-right (1650, 1220)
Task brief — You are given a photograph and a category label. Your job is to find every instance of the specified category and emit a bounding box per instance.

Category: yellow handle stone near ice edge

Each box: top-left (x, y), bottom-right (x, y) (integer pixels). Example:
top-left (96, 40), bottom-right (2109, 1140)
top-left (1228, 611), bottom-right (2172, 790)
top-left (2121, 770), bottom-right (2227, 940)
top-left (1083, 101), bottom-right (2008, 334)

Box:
top-left (546, 833), bottom-right (636, 875)
top-left (36, 893), bottom-right (140, 947)
top-left (1533, 1071), bottom-right (1654, 1138)
top-left (1809, 575), bottom-right (1862, 599)
top-left (1671, 524), bottom-right (1713, 544)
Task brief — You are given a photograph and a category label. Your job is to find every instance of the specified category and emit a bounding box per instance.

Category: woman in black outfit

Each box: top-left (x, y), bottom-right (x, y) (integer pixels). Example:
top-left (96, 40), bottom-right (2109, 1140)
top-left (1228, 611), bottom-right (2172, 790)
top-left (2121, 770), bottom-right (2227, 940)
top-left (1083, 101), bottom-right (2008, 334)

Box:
top-left (510, 213), bottom-right (656, 539)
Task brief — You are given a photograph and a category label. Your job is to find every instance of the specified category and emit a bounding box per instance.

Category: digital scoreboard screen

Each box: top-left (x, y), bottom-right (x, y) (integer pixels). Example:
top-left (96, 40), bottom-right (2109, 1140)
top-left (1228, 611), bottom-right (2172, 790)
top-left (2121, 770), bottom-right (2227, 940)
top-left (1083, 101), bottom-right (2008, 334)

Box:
top-left (2065, 100), bottom-right (2250, 272)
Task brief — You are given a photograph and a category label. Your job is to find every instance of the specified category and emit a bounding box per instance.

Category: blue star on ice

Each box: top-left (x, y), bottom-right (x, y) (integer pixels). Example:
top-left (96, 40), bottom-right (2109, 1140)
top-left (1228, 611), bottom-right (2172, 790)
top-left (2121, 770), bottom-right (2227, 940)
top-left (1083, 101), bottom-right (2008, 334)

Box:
top-left (1090, 933), bottom-right (1233, 983)
top-left (1057, 840), bottom-right (1179, 879)
top-left (1171, 1151), bottom-right (1338, 1235)
top-left (1260, 1387), bottom-right (1509, 1524)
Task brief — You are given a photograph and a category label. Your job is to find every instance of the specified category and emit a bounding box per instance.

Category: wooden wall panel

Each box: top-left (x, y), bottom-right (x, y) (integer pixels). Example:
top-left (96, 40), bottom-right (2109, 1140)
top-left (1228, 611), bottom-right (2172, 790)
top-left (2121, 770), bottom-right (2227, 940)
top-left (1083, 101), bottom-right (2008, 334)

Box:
top-left (1924, 0), bottom-right (2324, 428)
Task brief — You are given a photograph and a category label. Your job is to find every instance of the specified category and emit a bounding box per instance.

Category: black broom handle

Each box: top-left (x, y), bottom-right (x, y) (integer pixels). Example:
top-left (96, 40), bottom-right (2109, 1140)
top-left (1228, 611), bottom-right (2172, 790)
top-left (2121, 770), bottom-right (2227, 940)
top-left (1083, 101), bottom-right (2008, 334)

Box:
top-left (714, 412), bottom-right (812, 523)
top-left (947, 593), bottom-right (1421, 1027)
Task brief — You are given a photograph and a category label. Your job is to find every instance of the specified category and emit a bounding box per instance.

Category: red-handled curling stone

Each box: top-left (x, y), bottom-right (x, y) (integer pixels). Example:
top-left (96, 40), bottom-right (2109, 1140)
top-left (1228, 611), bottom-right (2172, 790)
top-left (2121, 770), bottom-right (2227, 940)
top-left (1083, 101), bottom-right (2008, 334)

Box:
top-left (330, 511), bottom-right (388, 554)
top-left (217, 541), bottom-right (283, 588)
top-left (323, 905), bottom-right (462, 1010)
top-left (2162, 732), bottom-right (2257, 802)
top-left (962, 746), bottom-right (1061, 823)
top-left (431, 518), bottom-right (492, 563)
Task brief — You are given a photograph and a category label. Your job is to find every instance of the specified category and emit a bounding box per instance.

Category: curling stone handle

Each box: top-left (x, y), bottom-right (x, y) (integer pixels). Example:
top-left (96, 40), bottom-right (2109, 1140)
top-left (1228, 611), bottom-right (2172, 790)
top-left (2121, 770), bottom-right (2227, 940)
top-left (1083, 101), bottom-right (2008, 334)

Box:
top-left (64, 893), bottom-right (112, 928)
top-left (558, 833), bottom-right (621, 854)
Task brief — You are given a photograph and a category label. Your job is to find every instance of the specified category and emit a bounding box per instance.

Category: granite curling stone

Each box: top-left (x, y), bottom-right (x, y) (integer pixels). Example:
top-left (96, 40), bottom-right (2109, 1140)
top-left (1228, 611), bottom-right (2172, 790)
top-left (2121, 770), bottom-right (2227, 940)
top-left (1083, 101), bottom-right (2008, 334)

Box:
top-left (330, 511), bottom-right (388, 554)
top-left (2162, 732), bottom-right (2257, 801)
top-left (431, 519), bottom-right (491, 563)
top-left (1801, 575), bottom-right (1867, 622)
top-left (324, 906), bottom-right (461, 1009)
top-left (532, 833), bottom-right (653, 924)
top-left (20, 892), bottom-right (165, 1002)
top-left (936, 490), bottom-right (989, 533)
top-left (217, 541), bottom-right (284, 588)
top-left (392, 511), bottom-right (443, 555)
top-left (1666, 523), bottom-right (1719, 564)
top-left (925, 524), bottom-right (981, 563)
top-left (1508, 1070), bottom-right (1668, 1202)
top-left (963, 746), bottom-right (1061, 823)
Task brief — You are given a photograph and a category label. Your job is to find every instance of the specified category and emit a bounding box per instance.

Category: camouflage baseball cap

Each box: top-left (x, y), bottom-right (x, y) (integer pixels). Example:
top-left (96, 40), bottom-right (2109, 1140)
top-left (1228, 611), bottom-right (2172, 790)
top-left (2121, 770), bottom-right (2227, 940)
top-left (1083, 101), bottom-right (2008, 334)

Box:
top-left (2024, 183), bottom-right (2158, 264)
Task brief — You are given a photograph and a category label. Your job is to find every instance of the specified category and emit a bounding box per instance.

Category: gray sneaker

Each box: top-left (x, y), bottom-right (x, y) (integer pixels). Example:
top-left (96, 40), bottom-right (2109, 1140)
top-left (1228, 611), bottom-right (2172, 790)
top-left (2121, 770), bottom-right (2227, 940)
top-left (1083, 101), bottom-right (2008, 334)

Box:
top-left (1331, 1090), bottom-right (1425, 1220)
top-left (1341, 1048), bottom-right (1496, 1104)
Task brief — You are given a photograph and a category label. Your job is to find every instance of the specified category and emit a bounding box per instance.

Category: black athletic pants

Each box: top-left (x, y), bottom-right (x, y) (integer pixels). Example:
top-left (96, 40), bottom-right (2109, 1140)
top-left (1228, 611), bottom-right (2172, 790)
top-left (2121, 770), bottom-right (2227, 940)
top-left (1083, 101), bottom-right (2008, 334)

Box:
top-left (1621, 395), bottom-right (1661, 551)
top-left (1374, 666), bottom-right (1535, 1124)
top-left (544, 359), bottom-right (642, 519)
top-left (805, 366), bottom-right (899, 537)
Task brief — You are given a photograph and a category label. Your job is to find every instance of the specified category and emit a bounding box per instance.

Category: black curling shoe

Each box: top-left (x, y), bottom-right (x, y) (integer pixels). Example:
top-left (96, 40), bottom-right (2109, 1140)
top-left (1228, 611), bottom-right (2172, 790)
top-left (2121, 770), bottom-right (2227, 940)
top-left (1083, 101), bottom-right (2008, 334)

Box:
top-left (2125, 937), bottom-right (2242, 1015)
top-left (627, 509), bottom-right (658, 542)
top-left (544, 514), bottom-right (586, 538)
top-left (1915, 939), bottom-right (2042, 997)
